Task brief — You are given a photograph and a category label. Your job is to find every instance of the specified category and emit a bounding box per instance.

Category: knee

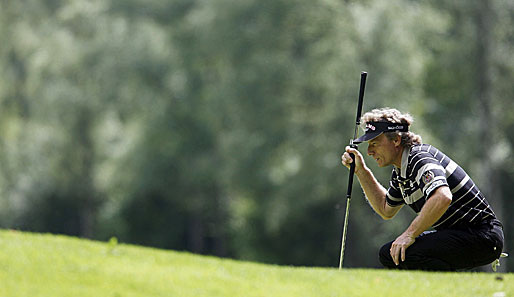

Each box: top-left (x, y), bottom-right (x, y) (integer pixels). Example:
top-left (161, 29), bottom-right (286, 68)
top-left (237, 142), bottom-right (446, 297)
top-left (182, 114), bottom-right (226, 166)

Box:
top-left (379, 242), bottom-right (396, 268)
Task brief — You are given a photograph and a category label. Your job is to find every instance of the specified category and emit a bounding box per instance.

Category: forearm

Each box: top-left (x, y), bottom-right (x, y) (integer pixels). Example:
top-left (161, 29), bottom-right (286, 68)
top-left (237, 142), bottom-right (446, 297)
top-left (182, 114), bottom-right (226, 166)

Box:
top-left (355, 166), bottom-right (392, 219)
top-left (402, 187), bottom-right (452, 238)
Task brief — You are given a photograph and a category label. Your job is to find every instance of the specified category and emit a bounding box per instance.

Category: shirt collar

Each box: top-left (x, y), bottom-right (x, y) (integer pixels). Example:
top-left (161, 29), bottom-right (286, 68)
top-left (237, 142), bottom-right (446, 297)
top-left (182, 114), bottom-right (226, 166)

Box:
top-left (395, 146), bottom-right (411, 178)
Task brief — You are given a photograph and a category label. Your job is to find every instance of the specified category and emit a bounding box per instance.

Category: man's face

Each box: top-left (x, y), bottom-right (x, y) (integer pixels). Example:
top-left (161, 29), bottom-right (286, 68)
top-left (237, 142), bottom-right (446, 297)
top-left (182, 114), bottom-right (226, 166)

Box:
top-left (366, 134), bottom-right (401, 167)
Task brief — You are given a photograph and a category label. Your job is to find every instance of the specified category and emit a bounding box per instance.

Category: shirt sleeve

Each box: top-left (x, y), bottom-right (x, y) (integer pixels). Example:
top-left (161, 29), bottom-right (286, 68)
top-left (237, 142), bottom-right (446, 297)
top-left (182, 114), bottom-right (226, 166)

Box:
top-left (386, 170), bottom-right (405, 207)
top-left (416, 163), bottom-right (448, 198)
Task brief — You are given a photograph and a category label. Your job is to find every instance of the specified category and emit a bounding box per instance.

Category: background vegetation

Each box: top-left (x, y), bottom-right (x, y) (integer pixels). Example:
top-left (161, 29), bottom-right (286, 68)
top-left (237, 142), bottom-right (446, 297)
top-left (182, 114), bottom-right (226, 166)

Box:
top-left (0, 0), bottom-right (512, 271)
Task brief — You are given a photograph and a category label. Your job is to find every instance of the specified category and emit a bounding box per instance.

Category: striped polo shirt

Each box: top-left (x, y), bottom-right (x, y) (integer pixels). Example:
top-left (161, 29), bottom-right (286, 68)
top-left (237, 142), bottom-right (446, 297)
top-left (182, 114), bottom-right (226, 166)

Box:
top-left (386, 144), bottom-right (496, 230)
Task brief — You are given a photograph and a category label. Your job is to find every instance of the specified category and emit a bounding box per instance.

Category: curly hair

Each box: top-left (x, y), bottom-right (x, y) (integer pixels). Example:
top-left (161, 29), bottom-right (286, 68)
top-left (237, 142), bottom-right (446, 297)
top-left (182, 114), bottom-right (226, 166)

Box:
top-left (360, 107), bottom-right (422, 147)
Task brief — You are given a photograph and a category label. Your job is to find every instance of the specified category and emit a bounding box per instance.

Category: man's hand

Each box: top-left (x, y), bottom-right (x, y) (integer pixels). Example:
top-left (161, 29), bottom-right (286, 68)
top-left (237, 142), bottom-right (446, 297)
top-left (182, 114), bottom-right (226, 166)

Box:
top-left (341, 146), bottom-right (366, 174)
top-left (390, 232), bottom-right (416, 266)
top-left (389, 186), bottom-right (452, 265)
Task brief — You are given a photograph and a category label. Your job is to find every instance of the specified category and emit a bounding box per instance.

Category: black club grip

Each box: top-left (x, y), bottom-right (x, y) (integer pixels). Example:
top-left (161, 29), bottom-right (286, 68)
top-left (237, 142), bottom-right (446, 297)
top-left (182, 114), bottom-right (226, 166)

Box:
top-left (346, 144), bottom-right (358, 199)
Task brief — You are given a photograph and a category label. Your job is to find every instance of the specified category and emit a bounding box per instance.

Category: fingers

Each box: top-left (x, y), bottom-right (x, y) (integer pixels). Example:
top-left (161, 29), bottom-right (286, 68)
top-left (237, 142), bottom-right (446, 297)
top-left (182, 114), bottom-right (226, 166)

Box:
top-left (390, 244), bottom-right (400, 266)
top-left (341, 152), bottom-right (353, 168)
top-left (345, 146), bottom-right (359, 154)
top-left (341, 146), bottom-right (360, 168)
top-left (390, 234), bottom-right (416, 266)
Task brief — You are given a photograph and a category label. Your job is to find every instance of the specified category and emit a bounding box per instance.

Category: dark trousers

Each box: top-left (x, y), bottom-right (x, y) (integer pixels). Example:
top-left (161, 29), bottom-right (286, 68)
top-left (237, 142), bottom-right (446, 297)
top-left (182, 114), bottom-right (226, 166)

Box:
top-left (379, 219), bottom-right (504, 271)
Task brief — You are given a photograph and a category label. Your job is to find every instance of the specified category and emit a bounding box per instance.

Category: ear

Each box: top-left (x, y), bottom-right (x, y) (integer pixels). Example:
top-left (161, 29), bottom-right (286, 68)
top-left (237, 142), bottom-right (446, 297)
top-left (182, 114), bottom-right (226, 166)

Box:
top-left (393, 134), bottom-right (402, 147)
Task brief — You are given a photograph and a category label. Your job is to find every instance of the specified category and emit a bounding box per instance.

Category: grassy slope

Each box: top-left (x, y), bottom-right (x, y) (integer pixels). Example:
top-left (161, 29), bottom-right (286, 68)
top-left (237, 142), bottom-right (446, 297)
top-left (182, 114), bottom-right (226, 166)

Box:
top-left (0, 230), bottom-right (511, 297)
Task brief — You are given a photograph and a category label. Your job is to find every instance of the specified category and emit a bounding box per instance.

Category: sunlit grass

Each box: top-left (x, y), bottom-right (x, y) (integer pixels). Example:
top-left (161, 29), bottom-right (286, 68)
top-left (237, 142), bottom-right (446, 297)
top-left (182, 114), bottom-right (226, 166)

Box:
top-left (0, 230), bottom-right (511, 297)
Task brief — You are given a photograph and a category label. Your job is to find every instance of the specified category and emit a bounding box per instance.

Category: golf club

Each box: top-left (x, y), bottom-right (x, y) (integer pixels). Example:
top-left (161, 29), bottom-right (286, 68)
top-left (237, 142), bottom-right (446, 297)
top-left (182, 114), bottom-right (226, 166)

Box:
top-left (339, 71), bottom-right (367, 269)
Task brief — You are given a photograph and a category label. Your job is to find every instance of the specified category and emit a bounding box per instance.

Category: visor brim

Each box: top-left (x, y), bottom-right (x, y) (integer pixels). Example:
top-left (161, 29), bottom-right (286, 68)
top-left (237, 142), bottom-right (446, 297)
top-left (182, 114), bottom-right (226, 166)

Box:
top-left (353, 131), bottom-right (382, 144)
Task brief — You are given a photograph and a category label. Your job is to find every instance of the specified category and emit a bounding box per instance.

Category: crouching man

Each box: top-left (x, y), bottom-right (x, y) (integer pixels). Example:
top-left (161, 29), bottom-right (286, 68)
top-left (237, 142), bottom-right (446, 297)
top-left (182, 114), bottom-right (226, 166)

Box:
top-left (341, 108), bottom-right (504, 271)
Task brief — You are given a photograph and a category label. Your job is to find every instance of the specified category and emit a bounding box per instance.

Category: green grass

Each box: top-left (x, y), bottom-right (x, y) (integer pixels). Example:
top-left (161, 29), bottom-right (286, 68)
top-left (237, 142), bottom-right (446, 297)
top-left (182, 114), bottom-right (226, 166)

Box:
top-left (0, 230), bottom-right (511, 297)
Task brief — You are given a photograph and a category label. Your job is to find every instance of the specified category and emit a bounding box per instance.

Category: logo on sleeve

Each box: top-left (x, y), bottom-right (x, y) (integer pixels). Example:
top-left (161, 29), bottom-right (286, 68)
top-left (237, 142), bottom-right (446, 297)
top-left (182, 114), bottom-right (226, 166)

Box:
top-left (422, 171), bottom-right (435, 184)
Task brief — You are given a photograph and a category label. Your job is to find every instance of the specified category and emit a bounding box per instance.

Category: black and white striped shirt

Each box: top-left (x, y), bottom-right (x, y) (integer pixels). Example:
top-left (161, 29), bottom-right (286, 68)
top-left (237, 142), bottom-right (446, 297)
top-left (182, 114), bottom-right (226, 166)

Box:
top-left (386, 144), bottom-right (496, 230)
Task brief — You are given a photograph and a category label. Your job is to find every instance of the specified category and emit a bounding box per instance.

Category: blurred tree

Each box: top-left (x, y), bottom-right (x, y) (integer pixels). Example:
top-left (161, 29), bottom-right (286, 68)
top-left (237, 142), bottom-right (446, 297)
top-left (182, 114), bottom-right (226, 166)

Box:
top-left (0, 0), bottom-right (168, 237)
top-left (114, 0), bottom-right (447, 267)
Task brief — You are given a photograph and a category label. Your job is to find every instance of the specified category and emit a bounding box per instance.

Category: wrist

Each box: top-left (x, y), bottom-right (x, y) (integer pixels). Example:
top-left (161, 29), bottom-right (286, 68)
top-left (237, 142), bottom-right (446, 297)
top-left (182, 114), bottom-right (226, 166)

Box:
top-left (355, 164), bottom-right (370, 177)
top-left (405, 233), bottom-right (415, 239)
top-left (403, 229), bottom-right (418, 240)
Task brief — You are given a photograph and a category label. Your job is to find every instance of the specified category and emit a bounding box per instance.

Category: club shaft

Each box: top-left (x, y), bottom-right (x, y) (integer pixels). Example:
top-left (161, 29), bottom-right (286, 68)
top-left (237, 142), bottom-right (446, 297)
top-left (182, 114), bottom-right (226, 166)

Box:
top-left (339, 197), bottom-right (351, 269)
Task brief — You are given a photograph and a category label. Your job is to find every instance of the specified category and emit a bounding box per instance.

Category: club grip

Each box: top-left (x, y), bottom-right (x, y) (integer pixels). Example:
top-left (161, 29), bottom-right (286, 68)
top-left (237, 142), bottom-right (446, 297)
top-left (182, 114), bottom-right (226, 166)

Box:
top-left (346, 144), bottom-right (358, 199)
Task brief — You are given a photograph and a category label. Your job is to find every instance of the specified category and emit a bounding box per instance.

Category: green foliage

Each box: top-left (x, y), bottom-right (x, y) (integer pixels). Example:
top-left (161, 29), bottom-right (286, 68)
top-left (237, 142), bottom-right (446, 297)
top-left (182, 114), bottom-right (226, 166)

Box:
top-left (1, 230), bottom-right (513, 297)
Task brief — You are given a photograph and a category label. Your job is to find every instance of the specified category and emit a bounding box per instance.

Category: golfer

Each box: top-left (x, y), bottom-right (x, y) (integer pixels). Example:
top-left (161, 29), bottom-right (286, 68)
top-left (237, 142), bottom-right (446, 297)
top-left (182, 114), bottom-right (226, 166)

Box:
top-left (341, 107), bottom-right (504, 271)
